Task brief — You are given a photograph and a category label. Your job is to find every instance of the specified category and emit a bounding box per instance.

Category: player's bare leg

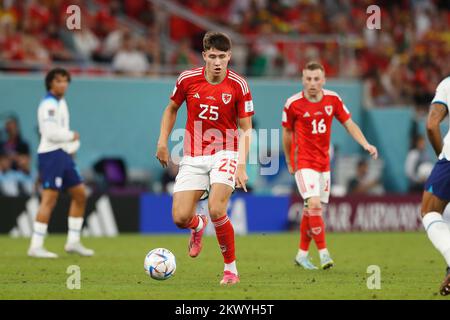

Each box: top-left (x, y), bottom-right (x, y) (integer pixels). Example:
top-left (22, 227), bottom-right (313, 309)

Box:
top-left (64, 184), bottom-right (94, 256)
top-left (28, 189), bottom-right (59, 258)
top-left (172, 190), bottom-right (208, 257)
top-left (307, 196), bottom-right (334, 270)
top-left (421, 191), bottom-right (450, 296)
top-left (209, 183), bottom-right (239, 285)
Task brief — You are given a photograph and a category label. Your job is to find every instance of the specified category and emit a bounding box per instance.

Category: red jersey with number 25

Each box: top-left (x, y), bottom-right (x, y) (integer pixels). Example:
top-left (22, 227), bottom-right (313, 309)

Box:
top-left (282, 89), bottom-right (351, 172)
top-left (170, 67), bottom-right (254, 157)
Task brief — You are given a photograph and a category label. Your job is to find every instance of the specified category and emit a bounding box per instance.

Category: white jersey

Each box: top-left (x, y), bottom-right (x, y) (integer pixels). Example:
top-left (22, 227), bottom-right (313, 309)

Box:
top-left (432, 76), bottom-right (450, 161)
top-left (37, 93), bottom-right (79, 154)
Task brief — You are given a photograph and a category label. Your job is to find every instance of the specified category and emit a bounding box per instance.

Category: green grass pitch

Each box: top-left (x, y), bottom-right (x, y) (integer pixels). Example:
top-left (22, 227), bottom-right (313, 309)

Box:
top-left (0, 232), bottom-right (448, 300)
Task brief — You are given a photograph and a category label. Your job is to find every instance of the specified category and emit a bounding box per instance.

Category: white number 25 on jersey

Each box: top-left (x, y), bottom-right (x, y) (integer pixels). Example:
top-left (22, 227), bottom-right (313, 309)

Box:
top-left (199, 104), bottom-right (219, 121)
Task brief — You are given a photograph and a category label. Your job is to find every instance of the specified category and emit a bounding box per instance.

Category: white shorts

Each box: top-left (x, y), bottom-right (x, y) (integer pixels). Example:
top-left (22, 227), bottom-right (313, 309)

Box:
top-left (173, 150), bottom-right (238, 193)
top-left (294, 169), bottom-right (331, 204)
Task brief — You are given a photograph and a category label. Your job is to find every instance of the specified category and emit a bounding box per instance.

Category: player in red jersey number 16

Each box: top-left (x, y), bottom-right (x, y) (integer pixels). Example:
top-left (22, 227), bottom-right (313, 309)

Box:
top-left (282, 62), bottom-right (378, 270)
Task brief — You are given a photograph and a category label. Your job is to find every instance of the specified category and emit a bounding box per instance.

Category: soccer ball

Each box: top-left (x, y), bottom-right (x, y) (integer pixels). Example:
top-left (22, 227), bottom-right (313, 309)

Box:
top-left (144, 248), bottom-right (176, 280)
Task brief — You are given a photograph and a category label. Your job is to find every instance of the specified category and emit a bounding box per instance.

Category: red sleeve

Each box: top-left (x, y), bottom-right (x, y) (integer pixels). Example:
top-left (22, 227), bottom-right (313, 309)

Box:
top-left (282, 101), bottom-right (295, 129)
top-left (237, 86), bottom-right (254, 119)
top-left (170, 75), bottom-right (187, 106)
top-left (334, 96), bottom-right (351, 124)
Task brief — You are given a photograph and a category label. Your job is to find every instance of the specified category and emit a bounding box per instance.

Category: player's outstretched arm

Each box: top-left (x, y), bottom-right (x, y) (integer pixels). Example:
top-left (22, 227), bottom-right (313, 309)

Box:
top-left (426, 103), bottom-right (448, 157)
top-left (343, 118), bottom-right (378, 160)
top-left (236, 116), bottom-right (252, 192)
top-left (282, 127), bottom-right (294, 174)
top-left (156, 99), bottom-right (181, 168)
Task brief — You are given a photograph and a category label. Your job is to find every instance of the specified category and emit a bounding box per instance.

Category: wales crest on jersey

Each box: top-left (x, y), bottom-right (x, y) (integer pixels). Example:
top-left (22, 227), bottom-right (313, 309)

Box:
top-left (222, 93), bottom-right (232, 104)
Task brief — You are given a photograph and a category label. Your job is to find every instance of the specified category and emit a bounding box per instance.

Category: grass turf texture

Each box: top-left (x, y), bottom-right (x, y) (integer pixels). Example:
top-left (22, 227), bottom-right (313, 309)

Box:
top-left (0, 232), bottom-right (448, 300)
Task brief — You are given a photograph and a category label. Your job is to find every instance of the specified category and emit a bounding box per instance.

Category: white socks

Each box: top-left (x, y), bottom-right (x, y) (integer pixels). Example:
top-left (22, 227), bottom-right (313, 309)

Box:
top-left (297, 249), bottom-right (309, 258)
top-left (30, 217), bottom-right (84, 248)
top-left (423, 212), bottom-right (450, 267)
top-left (67, 217), bottom-right (84, 244)
top-left (319, 248), bottom-right (330, 259)
top-left (224, 261), bottom-right (238, 275)
top-left (30, 222), bottom-right (48, 249)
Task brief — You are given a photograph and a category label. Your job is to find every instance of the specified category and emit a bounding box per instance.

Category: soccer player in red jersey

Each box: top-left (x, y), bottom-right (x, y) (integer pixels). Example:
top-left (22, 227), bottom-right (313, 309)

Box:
top-left (282, 62), bottom-right (378, 270)
top-left (156, 32), bottom-right (254, 285)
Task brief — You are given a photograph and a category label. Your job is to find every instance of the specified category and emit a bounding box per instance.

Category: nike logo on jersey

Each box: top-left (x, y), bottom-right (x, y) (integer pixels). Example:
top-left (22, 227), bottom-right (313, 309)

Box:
top-left (303, 112), bottom-right (311, 118)
top-left (194, 93), bottom-right (200, 99)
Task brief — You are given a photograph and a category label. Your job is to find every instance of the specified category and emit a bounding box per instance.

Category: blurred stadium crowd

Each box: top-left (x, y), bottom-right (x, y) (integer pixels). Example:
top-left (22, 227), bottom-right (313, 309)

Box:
top-left (0, 0), bottom-right (449, 111)
top-left (0, 0), bottom-right (448, 196)
top-left (0, 116), bottom-right (34, 197)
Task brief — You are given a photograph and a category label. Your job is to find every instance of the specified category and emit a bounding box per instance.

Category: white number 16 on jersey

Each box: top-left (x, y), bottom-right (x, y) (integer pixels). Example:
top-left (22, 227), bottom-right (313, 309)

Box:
top-left (311, 119), bottom-right (327, 134)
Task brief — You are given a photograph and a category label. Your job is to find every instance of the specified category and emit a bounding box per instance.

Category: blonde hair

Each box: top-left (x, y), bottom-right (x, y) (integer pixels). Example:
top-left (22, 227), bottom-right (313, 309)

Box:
top-left (303, 61), bottom-right (325, 75)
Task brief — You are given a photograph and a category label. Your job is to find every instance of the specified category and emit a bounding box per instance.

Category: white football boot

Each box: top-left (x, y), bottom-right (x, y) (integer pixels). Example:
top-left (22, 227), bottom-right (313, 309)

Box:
top-left (320, 253), bottom-right (334, 270)
top-left (65, 242), bottom-right (95, 257)
top-left (28, 247), bottom-right (59, 258)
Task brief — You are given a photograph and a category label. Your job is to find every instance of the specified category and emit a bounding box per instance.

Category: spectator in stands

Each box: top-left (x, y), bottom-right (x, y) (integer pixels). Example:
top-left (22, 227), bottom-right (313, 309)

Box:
top-left (92, 5), bottom-right (119, 40)
top-left (22, 33), bottom-right (51, 65)
top-left (170, 37), bottom-right (199, 73)
top-left (126, 0), bottom-right (155, 26)
top-left (112, 32), bottom-right (149, 76)
top-left (161, 160), bottom-right (178, 194)
top-left (347, 159), bottom-right (384, 195)
top-left (15, 151), bottom-right (35, 195)
top-left (0, 148), bottom-right (31, 196)
top-left (405, 135), bottom-right (433, 193)
top-left (247, 22), bottom-right (281, 77)
top-left (0, 17), bottom-right (25, 62)
top-left (142, 25), bottom-right (161, 75)
top-left (72, 14), bottom-right (100, 61)
top-left (42, 23), bottom-right (74, 62)
top-left (90, 4), bottom-right (120, 63)
top-left (1, 116), bottom-right (30, 170)
top-left (0, 149), bottom-right (16, 196)
top-left (362, 70), bottom-right (395, 108)
top-left (102, 26), bottom-right (130, 62)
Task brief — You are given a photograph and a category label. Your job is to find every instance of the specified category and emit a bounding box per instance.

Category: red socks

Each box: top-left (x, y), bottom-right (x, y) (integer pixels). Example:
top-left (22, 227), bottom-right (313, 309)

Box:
top-left (308, 208), bottom-right (327, 250)
top-left (185, 215), bottom-right (200, 230)
top-left (299, 209), bottom-right (312, 251)
top-left (212, 215), bottom-right (236, 264)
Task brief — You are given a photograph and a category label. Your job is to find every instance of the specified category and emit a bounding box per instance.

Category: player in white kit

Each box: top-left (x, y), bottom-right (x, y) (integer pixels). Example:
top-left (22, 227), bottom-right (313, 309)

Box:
top-left (421, 76), bottom-right (450, 295)
top-left (28, 68), bottom-right (94, 258)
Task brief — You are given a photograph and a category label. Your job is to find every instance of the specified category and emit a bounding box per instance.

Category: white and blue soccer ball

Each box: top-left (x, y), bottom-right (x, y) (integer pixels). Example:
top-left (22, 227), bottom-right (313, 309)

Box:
top-left (144, 248), bottom-right (176, 280)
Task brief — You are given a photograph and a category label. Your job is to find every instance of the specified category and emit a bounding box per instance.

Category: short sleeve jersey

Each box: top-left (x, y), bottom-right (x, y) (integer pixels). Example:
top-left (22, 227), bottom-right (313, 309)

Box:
top-left (432, 76), bottom-right (450, 160)
top-left (282, 89), bottom-right (351, 172)
top-left (171, 67), bottom-right (254, 156)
